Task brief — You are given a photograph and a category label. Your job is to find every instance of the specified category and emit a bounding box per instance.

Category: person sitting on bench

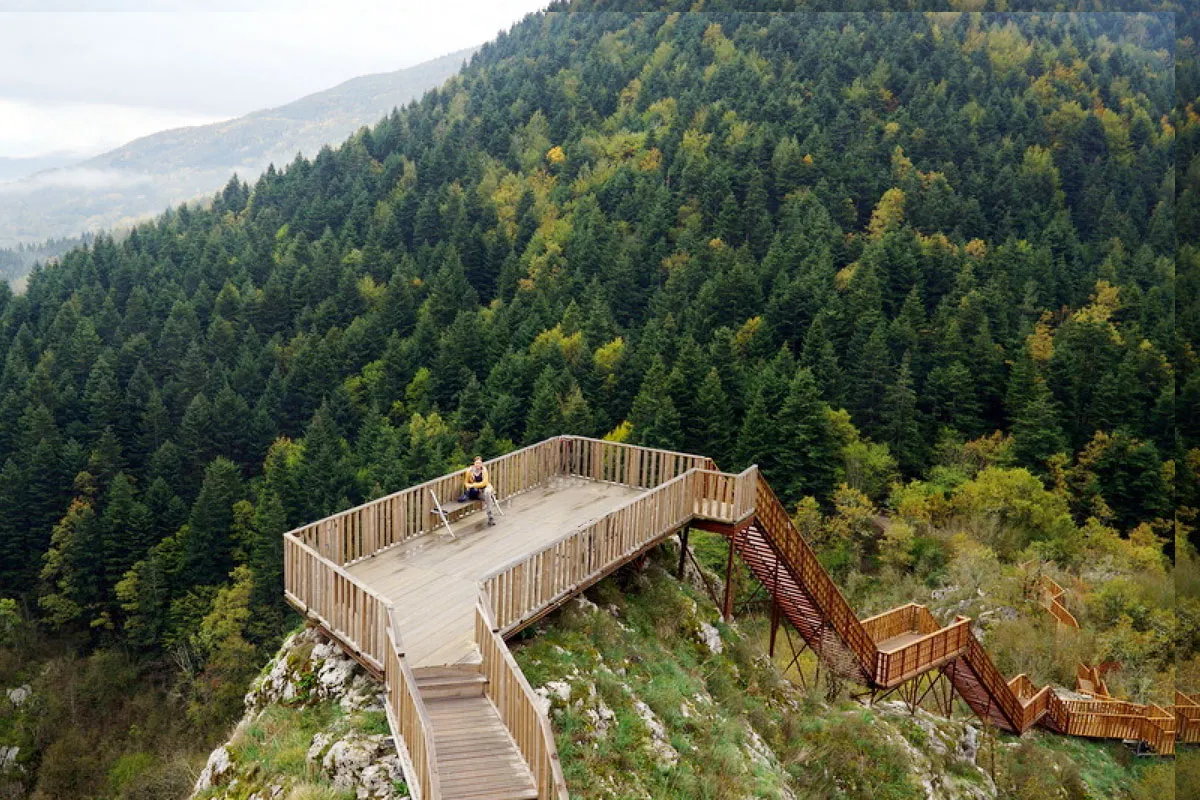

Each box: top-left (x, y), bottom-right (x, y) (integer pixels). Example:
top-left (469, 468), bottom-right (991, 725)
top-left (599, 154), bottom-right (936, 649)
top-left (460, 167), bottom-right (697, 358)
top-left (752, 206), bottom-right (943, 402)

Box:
top-left (461, 455), bottom-right (497, 526)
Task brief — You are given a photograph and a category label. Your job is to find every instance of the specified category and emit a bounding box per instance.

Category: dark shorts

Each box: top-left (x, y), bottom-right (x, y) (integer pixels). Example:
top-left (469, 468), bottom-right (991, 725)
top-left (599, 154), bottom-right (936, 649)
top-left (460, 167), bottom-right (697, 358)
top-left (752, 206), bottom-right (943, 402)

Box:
top-left (466, 488), bottom-right (483, 500)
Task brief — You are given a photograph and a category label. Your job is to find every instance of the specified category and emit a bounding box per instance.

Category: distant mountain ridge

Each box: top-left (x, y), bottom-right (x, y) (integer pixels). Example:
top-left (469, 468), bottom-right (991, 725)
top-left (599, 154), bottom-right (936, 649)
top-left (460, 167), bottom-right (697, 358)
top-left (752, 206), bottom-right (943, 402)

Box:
top-left (0, 46), bottom-right (476, 252)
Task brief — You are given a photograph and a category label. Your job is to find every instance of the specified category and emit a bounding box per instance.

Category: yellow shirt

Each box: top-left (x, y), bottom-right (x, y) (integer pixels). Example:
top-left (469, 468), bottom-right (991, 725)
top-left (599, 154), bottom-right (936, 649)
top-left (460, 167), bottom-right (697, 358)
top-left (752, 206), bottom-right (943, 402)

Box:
top-left (465, 464), bottom-right (491, 490)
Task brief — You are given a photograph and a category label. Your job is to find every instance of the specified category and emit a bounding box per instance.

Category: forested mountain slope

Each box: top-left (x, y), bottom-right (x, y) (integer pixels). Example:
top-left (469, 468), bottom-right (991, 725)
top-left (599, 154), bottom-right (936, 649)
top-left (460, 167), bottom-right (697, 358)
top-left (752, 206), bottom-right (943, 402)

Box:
top-left (0, 6), bottom-right (1189, 798)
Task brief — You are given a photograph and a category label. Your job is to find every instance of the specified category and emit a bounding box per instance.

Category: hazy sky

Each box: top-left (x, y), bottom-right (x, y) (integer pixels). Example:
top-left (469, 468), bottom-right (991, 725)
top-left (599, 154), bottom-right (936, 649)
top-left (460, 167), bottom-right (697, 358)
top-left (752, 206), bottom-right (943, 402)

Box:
top-left (0, 0), bottom-right (549, 162)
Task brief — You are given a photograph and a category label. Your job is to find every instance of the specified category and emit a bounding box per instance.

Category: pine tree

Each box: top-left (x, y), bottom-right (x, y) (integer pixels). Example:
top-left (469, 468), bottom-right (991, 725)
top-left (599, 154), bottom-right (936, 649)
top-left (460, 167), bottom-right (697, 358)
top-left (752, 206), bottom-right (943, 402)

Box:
top-left (38, 475), bottom-right (102, 629)
top-left (247, 488), bottom-right (288, 642)
top-left (179, 458), bottom-right (244, 588)
top-left (560, 383), bottom-right (594, 437)
top-left (629, 356), bottom-right (677, 445)
top-left (735, 386), bottom-right (776, 476)
top-left (1011, 381), bottom-right (1068, 471)
top-left (178, 393), bottom-right (213, 479)
top-left (99, 472), bottom-right (153, 597)
top-left (637, 396), bottom-right (683, 450)
top-left (801, 315), bottom-right (843, 403)
top-left (695, 368), bottom-right (734, 467)
top-left (301, 404), bottom-right (354, 519)
top-left (210, 383), bottom-right (252, 467)
top-left (776, 368), bottom-right (838, 504)
top-left (525, 368), bottom-right (565, 443)
top-left (883, 352), bottom-right (923, 474)
top-left (925, 361), bottom-right (983, 437)
top-left (83, 353), bottom-right (121, 439)
top-left (849, 323), bottom-right (892, 439)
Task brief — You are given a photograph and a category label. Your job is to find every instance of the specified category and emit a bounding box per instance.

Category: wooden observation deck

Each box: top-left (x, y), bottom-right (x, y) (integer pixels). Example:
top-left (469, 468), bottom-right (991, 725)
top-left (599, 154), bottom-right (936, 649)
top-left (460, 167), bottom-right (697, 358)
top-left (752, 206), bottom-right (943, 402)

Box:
top-left (283, 437), bottom-right (1184, 799)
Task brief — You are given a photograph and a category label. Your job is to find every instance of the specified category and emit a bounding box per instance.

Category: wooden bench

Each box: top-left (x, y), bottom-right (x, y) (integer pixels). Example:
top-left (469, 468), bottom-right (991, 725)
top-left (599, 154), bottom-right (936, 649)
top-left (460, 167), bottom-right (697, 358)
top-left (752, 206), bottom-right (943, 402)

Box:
top-left (430, 497), bottom-right (482, 524)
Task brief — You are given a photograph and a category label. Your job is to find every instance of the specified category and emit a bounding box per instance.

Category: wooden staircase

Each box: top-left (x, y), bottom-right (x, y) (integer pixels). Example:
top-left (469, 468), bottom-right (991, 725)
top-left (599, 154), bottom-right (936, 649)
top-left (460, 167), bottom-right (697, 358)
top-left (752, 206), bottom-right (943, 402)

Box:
top-left (950, 630), bottom-right (1029, 733)
top-left (733, 473), bottom-right (1176, 753)
top-left (731, 521), bottom-right (871, 683)
top-left (414, 666), bottom-right (539, 800)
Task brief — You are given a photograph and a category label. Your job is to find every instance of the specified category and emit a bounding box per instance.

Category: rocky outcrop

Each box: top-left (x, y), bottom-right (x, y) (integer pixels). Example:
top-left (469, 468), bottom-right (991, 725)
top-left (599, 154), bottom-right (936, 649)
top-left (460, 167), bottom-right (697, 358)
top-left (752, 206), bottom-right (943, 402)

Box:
top-left (191, 625), bottom-right (408, 800)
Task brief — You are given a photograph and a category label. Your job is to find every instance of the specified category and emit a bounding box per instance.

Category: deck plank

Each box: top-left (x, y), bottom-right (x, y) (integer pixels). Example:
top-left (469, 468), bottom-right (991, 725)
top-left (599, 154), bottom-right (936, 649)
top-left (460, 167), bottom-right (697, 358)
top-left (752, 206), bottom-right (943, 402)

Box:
top-left (426, 695), bottom-right (538, 800)
top-left (348, 477), bottom-right (643, 668)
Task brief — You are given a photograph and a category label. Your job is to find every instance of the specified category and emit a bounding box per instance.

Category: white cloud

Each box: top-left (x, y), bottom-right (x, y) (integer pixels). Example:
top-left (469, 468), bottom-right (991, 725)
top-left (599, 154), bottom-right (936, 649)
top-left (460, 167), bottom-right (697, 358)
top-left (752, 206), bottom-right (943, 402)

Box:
top-left (0, 166), bottom-right (153, 193)
top-left (0, 98), bottom-right (223, 159)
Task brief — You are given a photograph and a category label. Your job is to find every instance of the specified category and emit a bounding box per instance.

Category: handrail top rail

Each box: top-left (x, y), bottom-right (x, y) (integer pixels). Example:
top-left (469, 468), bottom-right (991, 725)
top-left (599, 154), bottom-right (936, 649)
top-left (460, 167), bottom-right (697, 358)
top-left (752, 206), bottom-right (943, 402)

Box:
top-left (860, 602), bottom-right (923, 624)
top-left (876, 617), bottom-right (971, 655)
top-left (559, 434), bottom-right (715, 465)
top-left (480, 464), bottom-right (745, 581)
top-left (384, 619), bottom-right (442, 798)
top-left (283, 435), bottom-right (719, 540)
top-left (477, 587), bottom-right (500, 631)
top-left (474, 587), bottom-right (569, 800)
top-left (282, 436), bottom-right (566, 537)
top-left (694, 465), bottom-right (758, 477)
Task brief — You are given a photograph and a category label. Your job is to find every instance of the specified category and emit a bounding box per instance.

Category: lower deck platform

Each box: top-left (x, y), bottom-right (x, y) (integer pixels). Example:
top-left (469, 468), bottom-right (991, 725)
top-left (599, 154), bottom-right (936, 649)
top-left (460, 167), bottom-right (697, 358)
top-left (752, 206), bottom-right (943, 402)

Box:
top-left (348, 477), bottom-right (643, 667)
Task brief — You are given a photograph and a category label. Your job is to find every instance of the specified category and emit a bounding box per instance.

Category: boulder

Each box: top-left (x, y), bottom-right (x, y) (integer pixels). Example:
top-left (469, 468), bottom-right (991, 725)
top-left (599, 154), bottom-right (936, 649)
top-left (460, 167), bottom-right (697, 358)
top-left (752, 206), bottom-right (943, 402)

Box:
top-left (193, 746), bottom-right (233, 793)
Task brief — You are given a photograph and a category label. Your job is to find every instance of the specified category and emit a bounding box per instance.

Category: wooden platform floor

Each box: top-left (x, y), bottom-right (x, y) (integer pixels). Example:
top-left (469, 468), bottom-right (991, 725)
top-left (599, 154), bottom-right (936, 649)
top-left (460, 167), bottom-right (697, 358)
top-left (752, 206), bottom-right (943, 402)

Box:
top-left (348, 477), bottom-right (644, 667)
top-left (876, 632), bottom-right (924, 652)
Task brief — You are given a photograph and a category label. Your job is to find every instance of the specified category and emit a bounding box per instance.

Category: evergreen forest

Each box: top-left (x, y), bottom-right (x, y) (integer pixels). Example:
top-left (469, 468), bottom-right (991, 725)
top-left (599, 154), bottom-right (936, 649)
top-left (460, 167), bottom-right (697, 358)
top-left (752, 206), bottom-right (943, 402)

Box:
top-left (0, 5), bottom-right (1194, 798)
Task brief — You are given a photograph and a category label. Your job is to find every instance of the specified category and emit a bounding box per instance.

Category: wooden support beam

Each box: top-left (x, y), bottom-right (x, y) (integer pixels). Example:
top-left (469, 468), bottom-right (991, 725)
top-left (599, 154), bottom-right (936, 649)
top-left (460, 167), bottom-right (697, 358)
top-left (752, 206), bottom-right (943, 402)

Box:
top-left (684, 544), bottom-right (724, 613)
top-left (677, 527), bottom-right (689, 580)
top-left (722, 534), bottom-right (736, 622)
top-left (769, 599), bottom-right (781, 658)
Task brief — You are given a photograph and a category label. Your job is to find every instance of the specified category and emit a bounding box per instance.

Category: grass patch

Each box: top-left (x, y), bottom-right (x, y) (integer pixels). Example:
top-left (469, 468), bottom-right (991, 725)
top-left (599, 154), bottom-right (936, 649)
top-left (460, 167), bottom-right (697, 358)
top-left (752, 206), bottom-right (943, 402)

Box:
top-left (354, 710), bottom-right (390, 736)
top-left (193, 702), bottom-right (350, 800)
top-left (235, 703), bottom-right (342, 780)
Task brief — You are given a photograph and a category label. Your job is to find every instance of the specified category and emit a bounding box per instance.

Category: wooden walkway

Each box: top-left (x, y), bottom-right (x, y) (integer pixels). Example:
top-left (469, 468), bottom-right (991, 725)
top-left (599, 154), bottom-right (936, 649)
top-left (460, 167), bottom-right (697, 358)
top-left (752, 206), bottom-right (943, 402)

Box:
top-left (283, 437), bottom-right (1184, 799)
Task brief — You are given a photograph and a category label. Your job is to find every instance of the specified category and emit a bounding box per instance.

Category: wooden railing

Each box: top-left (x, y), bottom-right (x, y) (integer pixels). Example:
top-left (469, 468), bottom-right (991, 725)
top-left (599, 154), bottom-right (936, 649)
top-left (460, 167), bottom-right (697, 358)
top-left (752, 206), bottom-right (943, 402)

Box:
top-left (693, 467), bottom-right (757, 523)
top-left (1060, 699), bottom-right (1152, 747)
top-left (283, 534), bottom-right (389, 670)
top-left (476, 592), bottom-right (568, 800)
top-left (875, 617), bottom-right (971, 688)
top-left (384, 608), bottom-right (441, 800)
top-left (1021, 686), bottom-right (1055, 729)
top-left (559, 436), bottom-right (713, 488)
top-left (1175, 691), bottom-right (1200, 744)
top-left (960, 626), bottom-right (1025, 732)
top-left (483, 468), bottom-right (702, 633)
top-left (752, 478), bottom-right (877, 680)
top-left (1144, 704), bottom-right (1176, 755)
top-left (1008, 673), bottom-right (1036, 700)
top-left (1005, 674), bottom-right (1055, 729)
top-left (1075, 663), bottom-right (1111, 698)
top-left (861, 603), bottom-right (922, 644)
top-left (1035, 574), bottom-right (1079, 628)
top-left (287, 438), bottom-right (564, 566)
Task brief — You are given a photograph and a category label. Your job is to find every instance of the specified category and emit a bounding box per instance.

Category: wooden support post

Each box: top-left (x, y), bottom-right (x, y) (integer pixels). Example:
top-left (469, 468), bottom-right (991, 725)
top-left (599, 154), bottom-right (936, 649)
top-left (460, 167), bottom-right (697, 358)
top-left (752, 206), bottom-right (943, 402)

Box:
top-left (685, 546), bottom-right (724, 613)
top-left (677, 527), bottom-right (689, 580)
top-left (722, 534), bottom-right (736, 622)
top-left (769, 599), bottom-right (781, 658)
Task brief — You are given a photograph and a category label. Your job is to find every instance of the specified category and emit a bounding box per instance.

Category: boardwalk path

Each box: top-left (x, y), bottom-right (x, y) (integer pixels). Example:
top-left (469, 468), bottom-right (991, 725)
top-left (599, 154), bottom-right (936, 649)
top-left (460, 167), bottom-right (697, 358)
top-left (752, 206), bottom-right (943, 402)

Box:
top-left (283, 437), bottom-right (1186, 800)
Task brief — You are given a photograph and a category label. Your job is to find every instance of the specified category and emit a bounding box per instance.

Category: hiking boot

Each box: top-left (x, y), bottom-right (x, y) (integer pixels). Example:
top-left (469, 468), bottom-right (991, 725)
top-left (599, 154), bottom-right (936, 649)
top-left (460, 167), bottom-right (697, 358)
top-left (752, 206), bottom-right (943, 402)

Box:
top-left (487, 516), bottom-right (495, 526)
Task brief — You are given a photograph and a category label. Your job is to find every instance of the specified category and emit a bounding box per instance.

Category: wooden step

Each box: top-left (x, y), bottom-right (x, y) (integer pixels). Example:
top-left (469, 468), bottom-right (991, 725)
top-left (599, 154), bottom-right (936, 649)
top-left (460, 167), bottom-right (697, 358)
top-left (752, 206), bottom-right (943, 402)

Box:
top-left (426, 695), bottom-right (538, 800)
top-left (413, 665), bottom-right (489, 699)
